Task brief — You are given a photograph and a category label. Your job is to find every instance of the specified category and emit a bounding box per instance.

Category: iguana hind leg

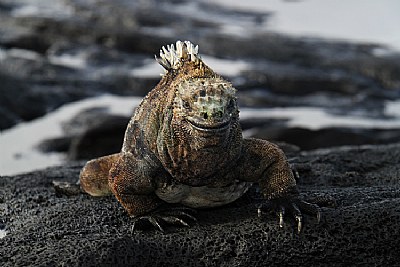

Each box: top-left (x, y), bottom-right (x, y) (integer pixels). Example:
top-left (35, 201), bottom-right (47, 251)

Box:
top-left (53, 153), bottom-right (119, 196)
top-left (80, 152), bottom-right (164, 218)
top-left (80, 153), bottom-right (121, 196)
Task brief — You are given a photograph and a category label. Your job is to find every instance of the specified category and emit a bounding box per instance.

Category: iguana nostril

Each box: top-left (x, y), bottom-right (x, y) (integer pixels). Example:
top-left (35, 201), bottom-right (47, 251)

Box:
top-left (203, 113), bottom-right (208, 120)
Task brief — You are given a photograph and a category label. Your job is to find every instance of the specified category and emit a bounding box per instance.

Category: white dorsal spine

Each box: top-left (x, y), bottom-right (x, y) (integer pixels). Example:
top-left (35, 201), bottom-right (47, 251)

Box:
top-left (156, 40), bottom-right (200, 71)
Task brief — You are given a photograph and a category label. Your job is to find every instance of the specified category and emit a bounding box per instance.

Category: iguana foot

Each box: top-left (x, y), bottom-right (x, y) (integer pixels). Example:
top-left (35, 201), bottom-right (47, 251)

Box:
top-left (258, 196), bottom-right (321, 234)
top-left (131, 206), bottom-right (197, 233)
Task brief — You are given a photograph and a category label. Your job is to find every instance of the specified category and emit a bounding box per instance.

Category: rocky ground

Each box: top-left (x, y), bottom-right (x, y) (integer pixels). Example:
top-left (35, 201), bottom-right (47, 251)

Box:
top-left (1, 0), bottom-right (400, 266)
top-left (1, 143), bottom-right (400, 266)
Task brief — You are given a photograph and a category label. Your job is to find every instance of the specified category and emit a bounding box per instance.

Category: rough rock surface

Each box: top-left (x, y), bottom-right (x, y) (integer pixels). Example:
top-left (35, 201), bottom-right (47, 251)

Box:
top-left (1, 143), bottom-right (399, 266)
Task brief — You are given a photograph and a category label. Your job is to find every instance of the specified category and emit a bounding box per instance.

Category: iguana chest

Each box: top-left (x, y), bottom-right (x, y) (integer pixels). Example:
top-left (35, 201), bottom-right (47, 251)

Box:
top-left (154, 179), bottom-right (253, 208)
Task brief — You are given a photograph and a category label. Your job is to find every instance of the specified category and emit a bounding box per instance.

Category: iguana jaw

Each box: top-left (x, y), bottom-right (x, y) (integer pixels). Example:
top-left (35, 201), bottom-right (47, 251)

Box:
top-left (186, 118), bottom-right (231, 133)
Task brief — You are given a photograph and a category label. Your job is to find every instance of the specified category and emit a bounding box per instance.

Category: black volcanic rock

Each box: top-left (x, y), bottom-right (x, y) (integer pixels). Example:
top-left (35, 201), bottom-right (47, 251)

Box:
top-left (1, 143), bottom-right (399, 266)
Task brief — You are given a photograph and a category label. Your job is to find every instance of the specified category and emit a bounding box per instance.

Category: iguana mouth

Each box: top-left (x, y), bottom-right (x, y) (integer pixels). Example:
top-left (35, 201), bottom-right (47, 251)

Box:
top-left (187, 119), bottom-right (230, 132)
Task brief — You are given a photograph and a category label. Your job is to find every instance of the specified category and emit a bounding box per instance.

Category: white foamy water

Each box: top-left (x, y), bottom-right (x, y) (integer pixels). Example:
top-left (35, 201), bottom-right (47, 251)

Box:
top-left (241, 101), bottom-right (400, 135)
top-left (0, 230), bottom-right (7, 239)
top-left (131, 56), bottom-right (250, 78)
top-left (11, 0), bottom-right (74, 19)
top-left (203, 0), bottom-right (400, 52)
top-left (0, 95), bottom-right (141, 176)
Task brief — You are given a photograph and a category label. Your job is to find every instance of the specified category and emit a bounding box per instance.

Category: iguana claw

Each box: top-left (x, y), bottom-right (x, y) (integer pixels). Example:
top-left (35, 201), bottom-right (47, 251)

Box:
top-left (131, 206), bottom-right (197, 232)
top-left (259, 197), bottom-right (321, 234)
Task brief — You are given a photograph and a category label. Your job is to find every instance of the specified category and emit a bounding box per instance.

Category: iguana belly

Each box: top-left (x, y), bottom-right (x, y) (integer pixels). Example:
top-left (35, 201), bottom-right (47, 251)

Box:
top-left (155, 180), bottom-right (252, 208)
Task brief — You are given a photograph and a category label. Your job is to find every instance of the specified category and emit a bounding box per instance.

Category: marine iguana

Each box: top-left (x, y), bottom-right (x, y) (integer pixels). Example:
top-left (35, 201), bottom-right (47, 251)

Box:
top-left (77, 40), bottom-right (321, 232)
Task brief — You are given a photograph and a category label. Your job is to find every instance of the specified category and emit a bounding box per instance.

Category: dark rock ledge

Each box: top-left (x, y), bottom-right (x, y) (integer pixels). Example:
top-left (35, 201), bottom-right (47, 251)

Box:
top-left (1, 143), bottom-right (400, 266)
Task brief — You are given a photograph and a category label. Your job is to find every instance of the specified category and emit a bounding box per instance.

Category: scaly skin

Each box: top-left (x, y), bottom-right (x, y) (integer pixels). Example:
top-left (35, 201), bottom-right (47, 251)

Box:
top-left (79, 41), bottom-right (321, 232)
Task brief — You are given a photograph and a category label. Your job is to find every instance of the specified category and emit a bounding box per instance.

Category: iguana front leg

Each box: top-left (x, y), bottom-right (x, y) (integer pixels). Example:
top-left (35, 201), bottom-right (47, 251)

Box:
top-left (237, 138), bottom-right (321, 233)
top-left (81, 152), bottom-right (195, 231)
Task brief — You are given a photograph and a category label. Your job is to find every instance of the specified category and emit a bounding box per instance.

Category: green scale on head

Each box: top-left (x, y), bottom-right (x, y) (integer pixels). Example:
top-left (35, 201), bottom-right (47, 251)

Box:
top-left (175, 78), bottom-right (238, 132)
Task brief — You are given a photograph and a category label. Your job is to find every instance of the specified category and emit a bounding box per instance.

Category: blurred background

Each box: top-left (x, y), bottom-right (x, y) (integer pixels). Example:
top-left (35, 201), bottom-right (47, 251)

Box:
top-left (1, 0), bottom-right (400, 176)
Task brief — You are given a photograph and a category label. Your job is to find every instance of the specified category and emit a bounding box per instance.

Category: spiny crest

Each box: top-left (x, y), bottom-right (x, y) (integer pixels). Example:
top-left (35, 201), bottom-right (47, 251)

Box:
top-left (156, 40), bottom-right (200, 71)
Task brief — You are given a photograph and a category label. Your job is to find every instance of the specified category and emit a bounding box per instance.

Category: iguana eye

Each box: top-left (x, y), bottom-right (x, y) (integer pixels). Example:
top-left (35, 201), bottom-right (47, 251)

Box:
top-left (183, 100), bottom-right (190, 109)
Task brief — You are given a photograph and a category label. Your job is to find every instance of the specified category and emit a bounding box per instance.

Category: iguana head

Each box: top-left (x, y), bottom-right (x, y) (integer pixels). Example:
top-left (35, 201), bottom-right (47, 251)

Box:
top-left (174, 77), bottom-right (237, 134)
top-left (157, 41), bottom-right (239, 135)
